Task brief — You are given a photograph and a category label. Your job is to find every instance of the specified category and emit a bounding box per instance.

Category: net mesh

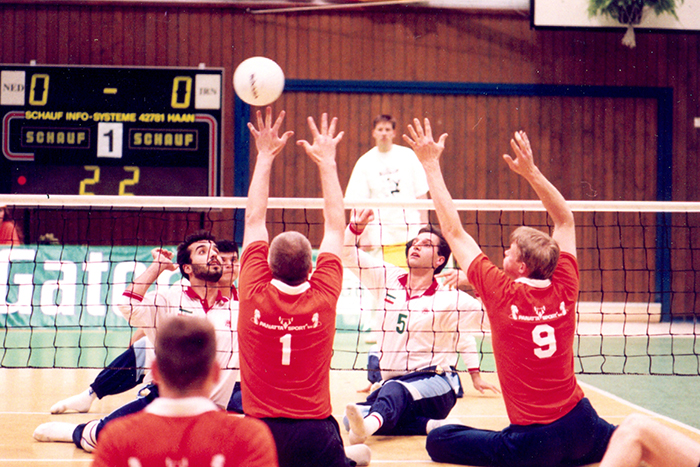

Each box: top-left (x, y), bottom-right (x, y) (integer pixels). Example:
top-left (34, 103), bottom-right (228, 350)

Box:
top-left (0, 196), bottom-right (698, 376)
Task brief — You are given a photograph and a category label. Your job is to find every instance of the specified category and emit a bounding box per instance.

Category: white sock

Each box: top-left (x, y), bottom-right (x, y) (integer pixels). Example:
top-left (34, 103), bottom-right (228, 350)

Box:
top-left (345, 404), bottom-right (382, 445)
top-left (50, 388), bottom-right (96, 414)
top-left (344, 444), bottom-right (371, 466)
top-left (426, 417), bottom-right (463, 434)
top-left (33, 422), bottom-right (78, 443)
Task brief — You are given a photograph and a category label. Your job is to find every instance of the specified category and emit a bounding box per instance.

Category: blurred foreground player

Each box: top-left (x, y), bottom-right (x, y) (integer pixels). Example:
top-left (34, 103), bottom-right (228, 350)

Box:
top-left (92, 315), bottom-right (277, 467)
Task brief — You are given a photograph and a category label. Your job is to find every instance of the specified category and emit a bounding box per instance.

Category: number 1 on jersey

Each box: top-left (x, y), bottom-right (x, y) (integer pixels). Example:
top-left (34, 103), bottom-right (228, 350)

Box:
top-left (280, 333), bottom-right (291, 365)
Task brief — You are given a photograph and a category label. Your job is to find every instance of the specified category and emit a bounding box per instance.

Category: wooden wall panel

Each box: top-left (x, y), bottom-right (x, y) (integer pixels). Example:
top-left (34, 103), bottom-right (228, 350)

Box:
top-left (0, 3), bottom-right (698, 316)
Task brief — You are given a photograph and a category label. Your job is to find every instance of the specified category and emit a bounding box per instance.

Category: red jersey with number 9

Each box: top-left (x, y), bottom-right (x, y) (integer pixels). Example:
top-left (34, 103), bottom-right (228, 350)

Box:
top-left (467, 252), bottom-right (584, 426)
top-left (238, 241), bottom-right (343, 419)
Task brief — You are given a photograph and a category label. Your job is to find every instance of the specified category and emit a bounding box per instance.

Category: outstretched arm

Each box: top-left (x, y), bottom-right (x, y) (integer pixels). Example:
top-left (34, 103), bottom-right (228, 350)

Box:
top-left (503, 131), bottom-right (576, 256)
top-left (403, 118), bottom-right (483, 273)
top-left (297, 113), bottom-right (345, 256)
top-left (242, 107), bottom-right (294, 252)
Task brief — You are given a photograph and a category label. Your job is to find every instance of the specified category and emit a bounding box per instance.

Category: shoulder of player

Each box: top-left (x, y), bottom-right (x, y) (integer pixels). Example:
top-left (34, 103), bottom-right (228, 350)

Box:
top-left (557, 251), bottom-right (577, 265)
top-left (314, 251), bottom-right (343, 269)
top-left (240, 240), bottom-right (269, 261)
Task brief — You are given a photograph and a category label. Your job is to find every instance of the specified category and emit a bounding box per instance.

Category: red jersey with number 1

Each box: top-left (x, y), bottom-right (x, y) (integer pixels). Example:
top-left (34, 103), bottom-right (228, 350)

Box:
top-left (467, 252), bottom-right (584, 426)
top-left (238, 241), bottom-right (343, 419)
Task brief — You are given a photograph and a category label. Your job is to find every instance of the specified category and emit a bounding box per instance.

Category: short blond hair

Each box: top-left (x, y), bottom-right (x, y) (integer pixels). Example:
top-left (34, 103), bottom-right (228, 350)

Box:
top-left (510, 226), bottom-right (560, 280)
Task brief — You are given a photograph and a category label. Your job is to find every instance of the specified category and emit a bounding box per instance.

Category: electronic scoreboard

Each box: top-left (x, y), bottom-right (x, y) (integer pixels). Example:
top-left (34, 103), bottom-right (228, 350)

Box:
top-left (0, 65), bottom-right (223, 196)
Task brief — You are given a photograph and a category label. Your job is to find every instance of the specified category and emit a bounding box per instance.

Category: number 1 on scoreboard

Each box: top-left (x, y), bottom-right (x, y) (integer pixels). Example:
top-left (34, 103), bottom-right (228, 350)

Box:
top-left (97, 122), bottom-right (123, 158)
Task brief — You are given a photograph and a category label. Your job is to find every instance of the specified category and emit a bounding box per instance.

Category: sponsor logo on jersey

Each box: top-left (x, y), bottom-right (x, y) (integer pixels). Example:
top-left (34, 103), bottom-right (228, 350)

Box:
top-left (509, 301), bottom-right (568, 322)
top-left (251, 309), bottom-right (321, 331)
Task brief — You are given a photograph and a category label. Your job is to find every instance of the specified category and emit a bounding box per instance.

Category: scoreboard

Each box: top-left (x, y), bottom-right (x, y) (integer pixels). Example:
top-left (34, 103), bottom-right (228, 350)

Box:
top-left (0, 65), bottom-right (223, 196)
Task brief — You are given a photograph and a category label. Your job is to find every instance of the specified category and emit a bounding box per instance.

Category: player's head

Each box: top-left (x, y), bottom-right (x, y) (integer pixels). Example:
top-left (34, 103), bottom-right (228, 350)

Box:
top-left (269, 231), bottom-right (313, 286)
top-left (177, 230), bottom-right (222, 283)
top-left (372, 114), bottom-right (397, 151)
top-left (505, 226), bottom-right (560, 280)
top-left (372, 114), bottom-right (396, 130)
top-left (216, 239), bottom-right (240, 285)
top-left (153, 315), bottom-right (217, 395)
top-left (405, 225), bottom-right (451, 275)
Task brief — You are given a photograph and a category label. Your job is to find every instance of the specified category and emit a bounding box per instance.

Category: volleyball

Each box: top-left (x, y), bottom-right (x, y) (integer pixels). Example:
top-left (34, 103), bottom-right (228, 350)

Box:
top-left (233, 56), bottom-right (285, 106)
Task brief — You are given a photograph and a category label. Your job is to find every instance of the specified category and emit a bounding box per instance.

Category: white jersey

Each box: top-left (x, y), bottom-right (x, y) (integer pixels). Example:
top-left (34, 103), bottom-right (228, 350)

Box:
top-left (342, 229), bottom-right (486, 381)
top-left (345, 144), bottom-right (429, 246)
top-left (119, 285), bottom-right (239, 409)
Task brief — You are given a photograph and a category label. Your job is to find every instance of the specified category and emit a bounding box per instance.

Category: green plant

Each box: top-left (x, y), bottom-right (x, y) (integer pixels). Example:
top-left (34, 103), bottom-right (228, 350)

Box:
top-left (588, 0), bottom-right (683, 47)
top-left (588, 0), bottom-right (683, 25)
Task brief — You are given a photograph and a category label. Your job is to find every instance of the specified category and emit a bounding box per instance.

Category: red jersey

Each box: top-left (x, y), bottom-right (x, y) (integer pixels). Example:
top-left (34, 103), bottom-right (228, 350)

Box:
top-left (467, 252), bottom-right (584, 425)
top-left (238, 241), bottom-right (343, 419)
top-left (91, 397), bottom-right (278, 467)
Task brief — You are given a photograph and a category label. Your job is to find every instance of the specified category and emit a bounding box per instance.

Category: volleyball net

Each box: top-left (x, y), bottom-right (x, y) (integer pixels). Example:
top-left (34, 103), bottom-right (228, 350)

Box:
top-left (0, 195), bottom-right (698, 376)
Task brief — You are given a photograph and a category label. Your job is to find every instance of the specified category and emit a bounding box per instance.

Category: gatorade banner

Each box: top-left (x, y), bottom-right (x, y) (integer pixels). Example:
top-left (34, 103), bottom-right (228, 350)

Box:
top-left (0, 245), bottom-right (179, 328)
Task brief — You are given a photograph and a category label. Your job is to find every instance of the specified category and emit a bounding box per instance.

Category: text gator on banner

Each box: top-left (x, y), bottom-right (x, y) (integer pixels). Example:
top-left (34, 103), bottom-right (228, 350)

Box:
top-left (0, 245), bottom-right (180, 328)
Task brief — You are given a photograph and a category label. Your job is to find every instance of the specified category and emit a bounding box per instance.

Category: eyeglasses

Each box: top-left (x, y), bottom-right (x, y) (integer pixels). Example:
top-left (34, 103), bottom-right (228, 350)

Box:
top-left (410, 239), bottom-right (437, 248)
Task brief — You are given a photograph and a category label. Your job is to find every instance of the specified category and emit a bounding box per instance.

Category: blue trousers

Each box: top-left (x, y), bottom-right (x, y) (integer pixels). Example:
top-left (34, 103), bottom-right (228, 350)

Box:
top-left (90, 337), bottom-right (148, 399)
top-left (426, 397), bottom-right (616, 467)
top-left (357, 370), bottom-right (458, 436)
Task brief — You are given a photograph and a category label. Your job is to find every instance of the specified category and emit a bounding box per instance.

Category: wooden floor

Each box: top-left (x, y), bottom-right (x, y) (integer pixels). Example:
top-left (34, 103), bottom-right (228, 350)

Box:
top-left (3, 368), bottom-right (700, 466)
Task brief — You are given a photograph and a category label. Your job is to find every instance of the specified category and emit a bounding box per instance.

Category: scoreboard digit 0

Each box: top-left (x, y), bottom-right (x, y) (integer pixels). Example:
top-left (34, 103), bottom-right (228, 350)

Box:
top-left (0, 65), bottom-right (223, 196)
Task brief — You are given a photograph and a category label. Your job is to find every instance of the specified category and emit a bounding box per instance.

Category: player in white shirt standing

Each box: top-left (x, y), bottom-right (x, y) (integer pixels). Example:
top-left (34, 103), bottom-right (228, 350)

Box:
top-left (345, 114), bottom-right (430, 266)
top-left (342, 208), bottom-right (500, 445)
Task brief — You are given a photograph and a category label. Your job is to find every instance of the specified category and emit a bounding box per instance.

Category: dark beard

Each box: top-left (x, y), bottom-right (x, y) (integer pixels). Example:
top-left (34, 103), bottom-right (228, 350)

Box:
top-left (191, 263), bottom-right (223, 283)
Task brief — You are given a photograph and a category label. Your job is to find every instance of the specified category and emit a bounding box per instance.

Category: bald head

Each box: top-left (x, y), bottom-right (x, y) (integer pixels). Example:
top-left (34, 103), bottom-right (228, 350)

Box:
top-left (269, 231), bottom-right (313, 286)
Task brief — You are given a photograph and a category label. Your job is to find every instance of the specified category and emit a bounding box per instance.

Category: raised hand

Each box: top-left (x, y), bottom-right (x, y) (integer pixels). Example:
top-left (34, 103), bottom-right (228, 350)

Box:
top-left (350, 208), bottom-right (375, 232)
top-left (502, 131), bottom-right (537, 178)
top-left (150, 248), bottom-right (178, 272)
top-left (247, 106), bottom-right (294, 160)
top-left (402, 117), bottom-right (448, 165)
top-left (297, 112), bottom-right (344, 166)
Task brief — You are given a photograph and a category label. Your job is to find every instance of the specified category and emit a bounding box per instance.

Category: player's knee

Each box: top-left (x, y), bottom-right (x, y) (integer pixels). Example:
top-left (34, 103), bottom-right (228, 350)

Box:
top-left (612, 413), bottom-right (649, 445)
top-left (425, 427), bottom-right (450, 462)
